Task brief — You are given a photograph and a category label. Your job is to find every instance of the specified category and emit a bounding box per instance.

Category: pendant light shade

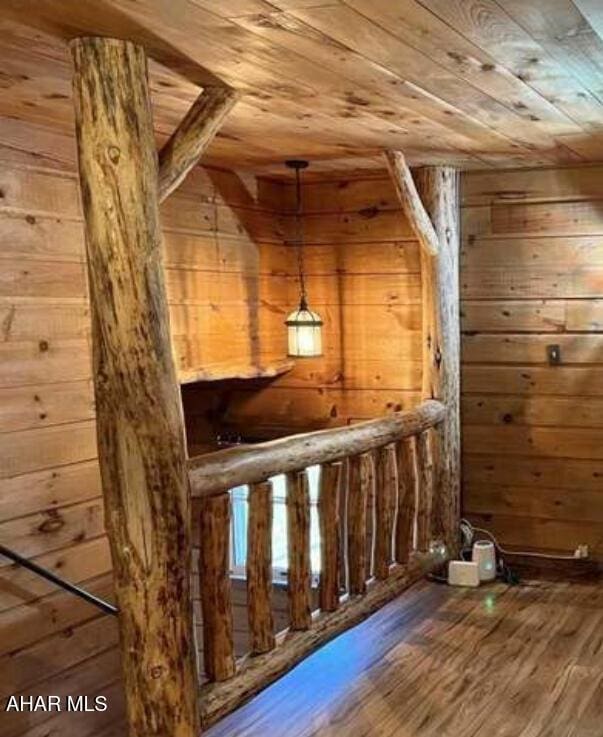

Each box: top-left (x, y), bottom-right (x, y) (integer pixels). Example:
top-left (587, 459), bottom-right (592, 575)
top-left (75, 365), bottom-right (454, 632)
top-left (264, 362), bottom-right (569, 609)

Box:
top-left (285, 296), bottom-right (323, 357)
top-left (284, 159), bottom-right (323, 357)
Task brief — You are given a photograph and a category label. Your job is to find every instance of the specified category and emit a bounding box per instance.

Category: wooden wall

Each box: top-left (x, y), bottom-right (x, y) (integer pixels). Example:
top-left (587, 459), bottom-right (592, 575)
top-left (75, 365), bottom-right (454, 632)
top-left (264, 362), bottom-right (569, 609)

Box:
top-left (221, 175), bottom-right (423, 437)
top-left (0, 116), bottom-right (286, 734)
top-left (461, 165), bottom-right (603, 561)
top-left (4, 110), bottom-right (601, 735)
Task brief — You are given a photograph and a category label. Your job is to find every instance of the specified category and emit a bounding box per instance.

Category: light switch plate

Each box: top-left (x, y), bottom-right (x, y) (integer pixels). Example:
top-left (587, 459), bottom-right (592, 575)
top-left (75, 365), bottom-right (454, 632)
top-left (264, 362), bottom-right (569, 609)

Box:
top-left (448, 560), bottom-right (480, 587)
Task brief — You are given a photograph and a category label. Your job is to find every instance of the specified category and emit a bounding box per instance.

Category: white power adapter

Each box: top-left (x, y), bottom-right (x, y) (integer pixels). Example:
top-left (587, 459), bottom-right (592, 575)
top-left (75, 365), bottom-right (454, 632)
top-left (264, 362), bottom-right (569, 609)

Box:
top-left (448, 560), bottom-right (480, 587)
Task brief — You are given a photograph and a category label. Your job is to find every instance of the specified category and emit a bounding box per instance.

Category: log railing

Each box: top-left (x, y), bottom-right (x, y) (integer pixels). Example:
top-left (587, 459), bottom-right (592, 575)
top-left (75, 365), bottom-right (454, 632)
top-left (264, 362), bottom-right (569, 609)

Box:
top-left (188, 399), bottom-right (447, 726)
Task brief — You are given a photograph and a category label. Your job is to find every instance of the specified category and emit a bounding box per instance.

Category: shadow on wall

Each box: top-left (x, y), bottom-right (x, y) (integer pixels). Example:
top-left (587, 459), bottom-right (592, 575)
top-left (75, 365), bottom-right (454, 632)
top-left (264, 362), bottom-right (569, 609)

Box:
top-left (206, 167), bottom-right (288, 370)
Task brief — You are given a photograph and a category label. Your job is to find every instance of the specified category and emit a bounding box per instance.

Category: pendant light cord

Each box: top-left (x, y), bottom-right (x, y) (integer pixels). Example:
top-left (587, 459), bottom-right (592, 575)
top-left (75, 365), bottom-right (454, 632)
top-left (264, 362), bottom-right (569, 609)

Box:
top-left (294, 164), bottom-right (307, 308)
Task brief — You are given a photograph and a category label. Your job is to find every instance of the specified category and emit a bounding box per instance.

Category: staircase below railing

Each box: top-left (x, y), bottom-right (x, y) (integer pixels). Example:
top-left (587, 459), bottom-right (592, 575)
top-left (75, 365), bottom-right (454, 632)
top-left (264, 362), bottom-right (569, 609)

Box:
top-left (187, 399), bottom-right (447, 726)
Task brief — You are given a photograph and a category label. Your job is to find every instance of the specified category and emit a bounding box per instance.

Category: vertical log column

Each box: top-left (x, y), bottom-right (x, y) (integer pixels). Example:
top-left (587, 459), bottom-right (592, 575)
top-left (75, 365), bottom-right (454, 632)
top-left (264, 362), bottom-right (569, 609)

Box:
top-left (415, 167), bottom-right (460, 554)
top-left (70, 38), bottom-right (199, 737)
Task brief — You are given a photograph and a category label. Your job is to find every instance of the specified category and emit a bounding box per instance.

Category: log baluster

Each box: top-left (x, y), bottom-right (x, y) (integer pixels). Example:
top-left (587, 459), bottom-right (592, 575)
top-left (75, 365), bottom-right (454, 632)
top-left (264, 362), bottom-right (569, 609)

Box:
top-left (365, 451), bottom-right (376, 578)
top-left (247, 481), bottom-right (275, 655)
top-left (199, 492), bottom-right (236, 681)
top-left (189, 403), bottom-right (448, 726)
top-left (347, 453), bottom-right (372, 595)
top-left (374, 444), bottom-right (398, 580)
top-left (338, 459), bottom-right (349, 593)
top-left (286, 470), bottom-right (312, 630)
top-left (395, 437), bottom-right (418, 563)
top-left (415, 431), bottom-right (434, 551)
top-left (318, 462), bottom-right (342, 612)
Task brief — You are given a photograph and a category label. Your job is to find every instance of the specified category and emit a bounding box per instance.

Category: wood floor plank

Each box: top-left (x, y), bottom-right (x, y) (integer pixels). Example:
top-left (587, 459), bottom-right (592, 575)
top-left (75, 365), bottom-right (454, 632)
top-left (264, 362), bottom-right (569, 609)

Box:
top-left (204, 579), bottom-right (603, 737)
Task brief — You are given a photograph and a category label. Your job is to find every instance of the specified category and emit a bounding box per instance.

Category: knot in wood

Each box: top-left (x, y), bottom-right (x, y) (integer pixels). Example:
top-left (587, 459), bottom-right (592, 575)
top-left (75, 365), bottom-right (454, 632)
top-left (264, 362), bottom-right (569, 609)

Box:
top-left (107, 146), bottom-right (121, 164)
top-left (150, 665), bottom-right (164, 679)
top-left (38, 514), bottom-right (65, 534)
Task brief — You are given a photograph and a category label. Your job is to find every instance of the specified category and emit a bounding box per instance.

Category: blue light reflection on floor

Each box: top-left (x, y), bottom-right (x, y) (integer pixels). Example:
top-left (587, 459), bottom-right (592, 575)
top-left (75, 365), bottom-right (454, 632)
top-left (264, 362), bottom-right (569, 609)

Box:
top-left (205, 585), bottom-right (439, 737)
top-left (208, 624), bottom-right (372, 737)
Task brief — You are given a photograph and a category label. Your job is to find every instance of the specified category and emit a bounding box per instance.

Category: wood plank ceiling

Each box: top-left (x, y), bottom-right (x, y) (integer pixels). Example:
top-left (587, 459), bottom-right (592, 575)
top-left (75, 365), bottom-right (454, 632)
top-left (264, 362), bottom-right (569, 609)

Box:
top-left (2, 0), bottom-right (603, 176)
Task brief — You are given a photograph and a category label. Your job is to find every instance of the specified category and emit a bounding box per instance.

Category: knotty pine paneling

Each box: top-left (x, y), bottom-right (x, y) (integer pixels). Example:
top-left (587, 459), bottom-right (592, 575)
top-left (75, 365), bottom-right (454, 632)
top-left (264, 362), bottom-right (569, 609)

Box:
top-left (222, 176), bottom-right (423, 436)
top-left (0, 126), bottom-right (290, 733)
top-left (461, 164), bottom-right (603, 560)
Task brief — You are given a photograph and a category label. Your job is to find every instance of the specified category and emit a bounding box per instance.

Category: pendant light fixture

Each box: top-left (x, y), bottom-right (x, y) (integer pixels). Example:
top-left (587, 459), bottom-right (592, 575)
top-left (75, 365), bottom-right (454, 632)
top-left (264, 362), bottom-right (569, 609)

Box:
top-left (284, 160), bottom-right (323, 357)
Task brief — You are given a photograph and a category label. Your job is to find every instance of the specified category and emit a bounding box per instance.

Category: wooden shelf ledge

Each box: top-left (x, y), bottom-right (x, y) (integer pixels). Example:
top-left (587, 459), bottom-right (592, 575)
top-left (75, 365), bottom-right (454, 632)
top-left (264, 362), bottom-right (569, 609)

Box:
top-left (178, 360), bottom-right (295, 385)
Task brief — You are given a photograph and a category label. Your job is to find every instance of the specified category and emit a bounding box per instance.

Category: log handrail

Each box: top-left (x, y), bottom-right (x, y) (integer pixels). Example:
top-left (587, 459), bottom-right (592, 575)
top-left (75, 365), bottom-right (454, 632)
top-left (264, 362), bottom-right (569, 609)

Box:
top-left (193, 399), bottom-right (447, 718)
top-left (188, 400), bottom-right (445, 497)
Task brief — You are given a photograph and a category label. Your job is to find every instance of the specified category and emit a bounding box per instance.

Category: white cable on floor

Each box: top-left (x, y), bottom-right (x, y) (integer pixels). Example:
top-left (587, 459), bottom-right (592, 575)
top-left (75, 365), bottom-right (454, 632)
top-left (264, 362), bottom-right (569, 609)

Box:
top-left (460, 518), bottom-right (584, 562)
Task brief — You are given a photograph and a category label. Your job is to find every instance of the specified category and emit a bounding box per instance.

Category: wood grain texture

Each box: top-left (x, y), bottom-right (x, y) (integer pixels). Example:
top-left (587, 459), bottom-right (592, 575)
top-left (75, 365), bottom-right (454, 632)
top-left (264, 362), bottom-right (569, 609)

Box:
top-left (215, 174), bottom-right (425, 437)
top-left (199, 491), bottom-right (236, 681)
top-left (415, 430), bottom-right (434, 551)
top-left (395, 436), bottom-right (417, 563)
top-left (385, 151), bottom-right (439, 256)
top-left (158, 87), bottom-right (239, 202)
top-left (347, 452), bottom-right (372, 596)
top-left (205, 578), bottom-right (603, 737)
top-left (188, 400), bottom-right (445, 497)
top-left (6, 1), bottom-right (603, 172)
top-left (318, 462), bottom-right (342, 612)
top-left (416, 166), bottom-right (461, 553)
top-left (461, 164), bottom-right (603, 560)
top-left (246, 481), bottom-right (276, 655)
top-left (374, 443), bottom-right (397, 579)
top-left (200, 551), bottom-right (446, 729)
top-left (286, 470), bottom-right (312, 631)
top-left (70, 37), bottom-right (199, 736)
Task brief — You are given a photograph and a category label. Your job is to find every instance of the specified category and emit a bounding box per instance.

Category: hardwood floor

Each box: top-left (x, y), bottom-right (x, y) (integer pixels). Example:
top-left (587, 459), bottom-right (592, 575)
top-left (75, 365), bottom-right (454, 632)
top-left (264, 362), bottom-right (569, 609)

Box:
top-left (206, 578), bottom-right (603, 737)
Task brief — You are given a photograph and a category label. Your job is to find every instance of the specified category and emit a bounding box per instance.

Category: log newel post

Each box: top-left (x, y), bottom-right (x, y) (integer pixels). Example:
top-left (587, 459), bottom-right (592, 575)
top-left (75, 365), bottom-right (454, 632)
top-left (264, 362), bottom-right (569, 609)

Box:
top-left (385, 151), bottom-right (460, 555)
top-left (70, 37), bottom-right (200, 737)
top-left (415, 166), bottom-right (460, 554)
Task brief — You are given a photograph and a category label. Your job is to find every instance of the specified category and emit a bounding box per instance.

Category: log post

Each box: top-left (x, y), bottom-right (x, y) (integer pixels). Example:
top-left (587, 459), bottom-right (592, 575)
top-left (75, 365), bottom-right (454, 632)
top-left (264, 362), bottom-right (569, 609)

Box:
top-left (247, 481), bottom-right (276, 655)
top-left (374, 444), bottom-right (397, 579)
top-left (318, 462), bottom-right (342, 612)
top-left (415, 166), bottom-right (460, 553)
top-left (70, 38), bottom-right (199, 737)
top-left (395, 437), bottom-right (417, 563)
top-left (286, 470), bottom-right (312, 630)
top-left (199, 492), bottom-right (236, 681)
top-left (385, 150), bottom-right (460, 554)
